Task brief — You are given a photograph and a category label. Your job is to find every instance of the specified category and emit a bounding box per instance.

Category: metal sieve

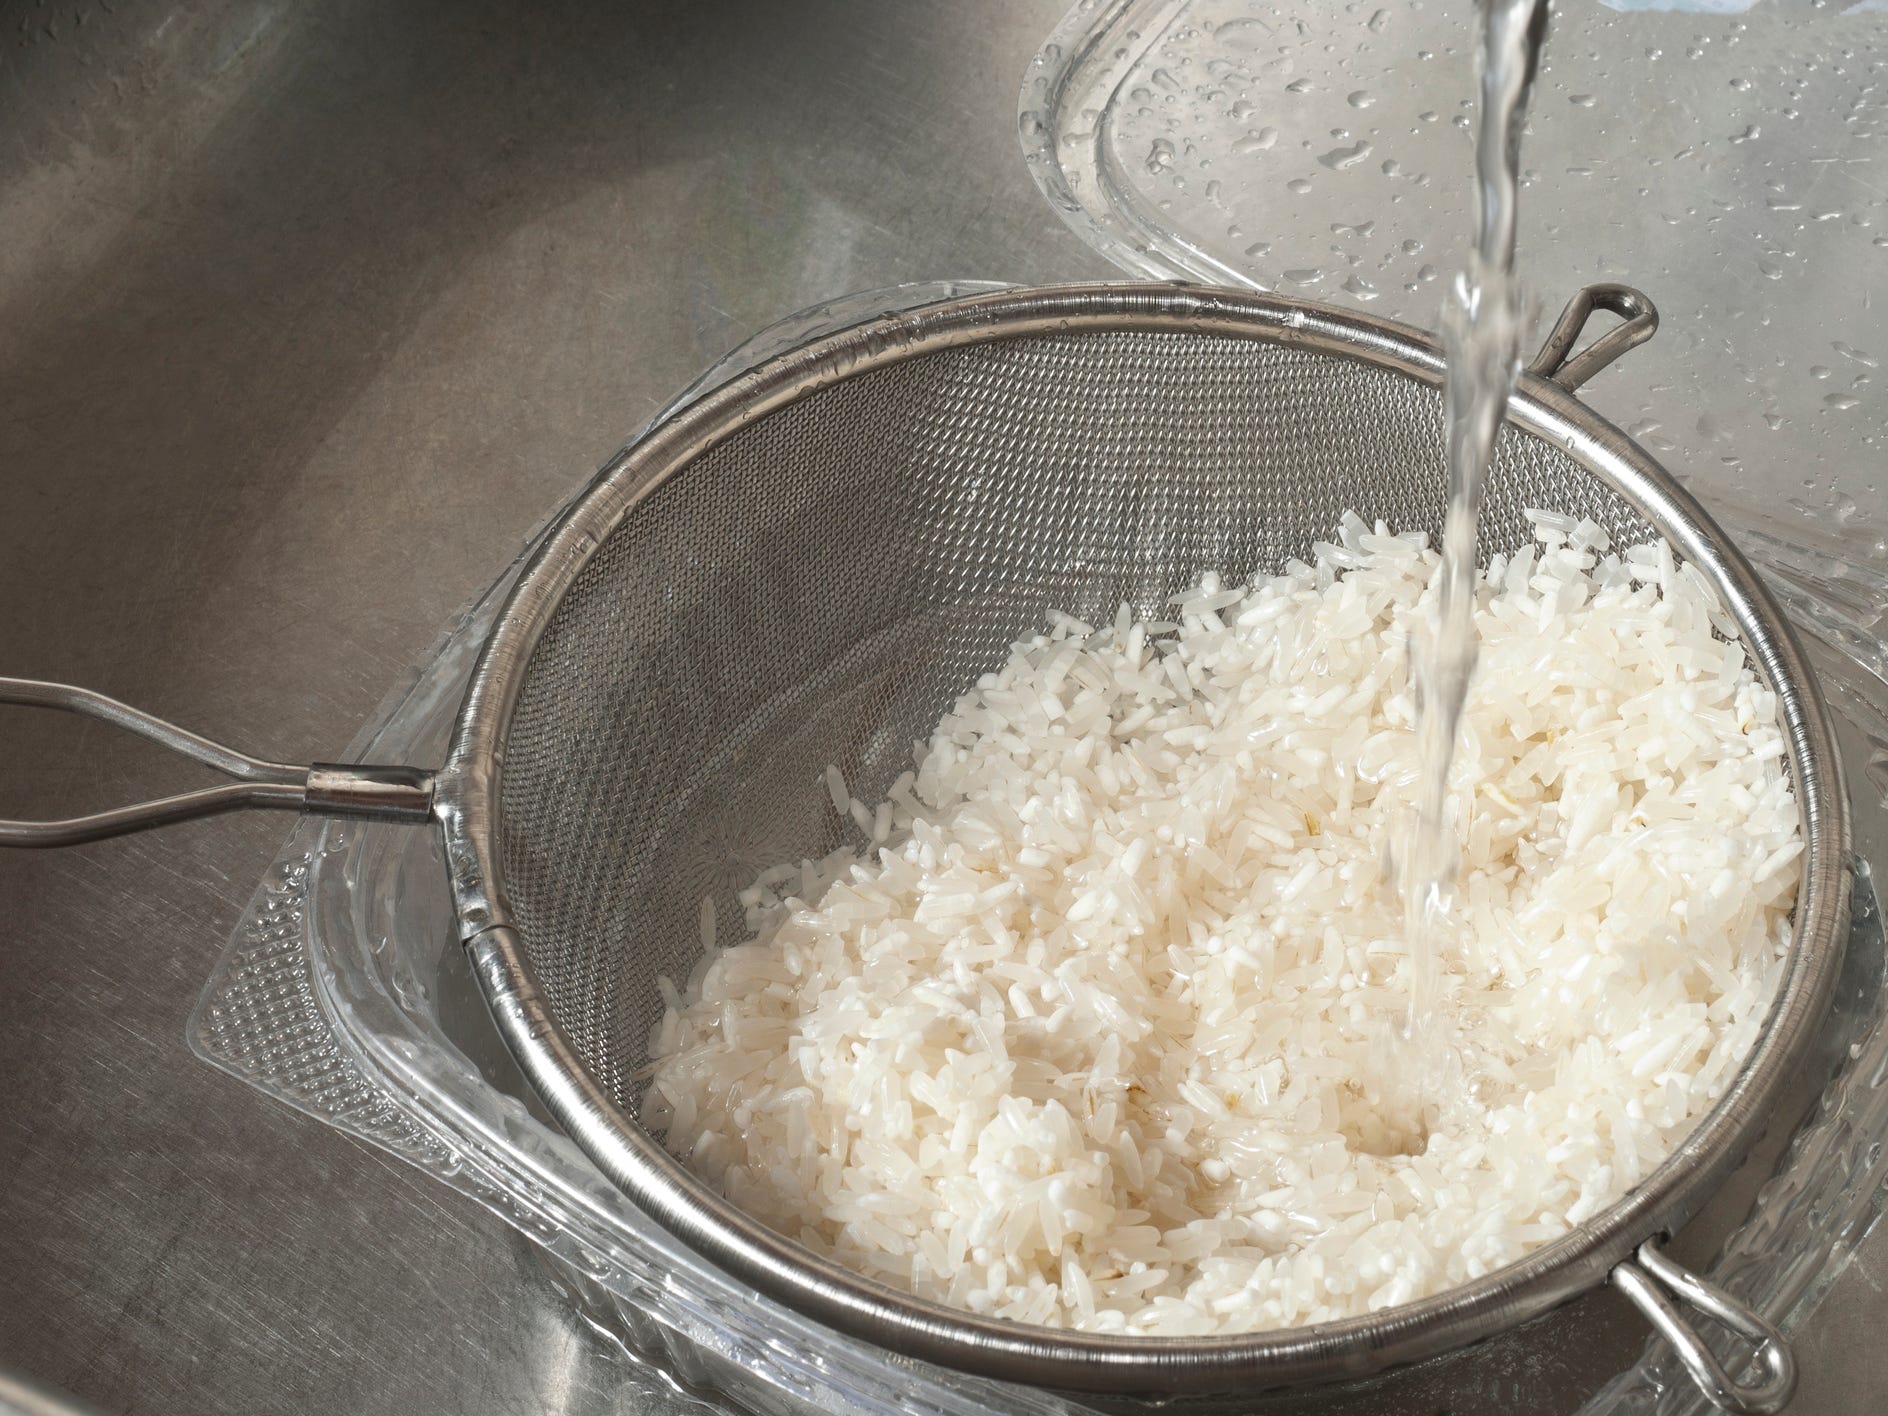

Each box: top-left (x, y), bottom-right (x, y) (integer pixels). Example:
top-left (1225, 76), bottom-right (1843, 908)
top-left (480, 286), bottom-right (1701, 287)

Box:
top-left (1, 283), bottom-right (1851, 1414)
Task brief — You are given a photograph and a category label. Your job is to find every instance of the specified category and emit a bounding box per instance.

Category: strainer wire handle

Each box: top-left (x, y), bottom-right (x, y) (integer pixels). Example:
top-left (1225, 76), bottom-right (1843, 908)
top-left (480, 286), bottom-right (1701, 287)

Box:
top-left (1612, 1238), bottom-right (1796, 1415)
top-left (0, 677), bottom-right (435, 847)
top-left (1527, 283), bottom-right (1659, 392)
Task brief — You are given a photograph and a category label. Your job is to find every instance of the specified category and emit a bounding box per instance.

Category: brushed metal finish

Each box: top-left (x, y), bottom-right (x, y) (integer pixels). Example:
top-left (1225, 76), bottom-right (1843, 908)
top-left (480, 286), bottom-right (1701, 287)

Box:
top-left (3, 2), bottom-right (1881, 1413)
top-left (0, 1368), bottom-right (102, 1416)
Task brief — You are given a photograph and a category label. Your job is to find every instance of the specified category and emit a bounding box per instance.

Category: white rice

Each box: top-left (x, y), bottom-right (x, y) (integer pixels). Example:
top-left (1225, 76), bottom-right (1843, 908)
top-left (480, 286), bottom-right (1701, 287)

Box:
top-left (643, 511), bottom-right (1800, 1336)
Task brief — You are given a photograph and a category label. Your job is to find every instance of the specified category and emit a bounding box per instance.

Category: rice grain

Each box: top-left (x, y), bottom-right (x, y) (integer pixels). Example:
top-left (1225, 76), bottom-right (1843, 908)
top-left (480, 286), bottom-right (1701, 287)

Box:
top-left (646, 514), bottom-right (1798, 1335)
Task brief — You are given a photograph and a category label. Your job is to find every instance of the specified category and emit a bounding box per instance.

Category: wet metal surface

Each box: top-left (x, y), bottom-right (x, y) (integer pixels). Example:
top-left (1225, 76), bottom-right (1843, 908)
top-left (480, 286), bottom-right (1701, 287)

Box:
top-left (0, 2), bottom-right (1883, 1413)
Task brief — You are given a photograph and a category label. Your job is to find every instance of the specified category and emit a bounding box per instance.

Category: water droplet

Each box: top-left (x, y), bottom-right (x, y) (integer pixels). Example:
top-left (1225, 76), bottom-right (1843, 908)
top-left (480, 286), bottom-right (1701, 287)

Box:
top-left (1244, 241), bottom-right (1273, 259)
top-left (1417, 264), bottom-right (1438, 283)
top-left (1145, 138), bottom-right (1176, 174)
top-left (1418, 109), bottom-right (1439, 124)
top-left (1834, 341), bottom-right (1879, 368)
top-left (1343, 275), bottom-right (1381, 301)
top-left (1824, 393), bottom-right (1861, 411)
top-left (1811, 366), bottom-right (1833, 380)
top-left (1730, 124), bottom-right (1760, 144)
top-left (1348, 90), bottom-right (1376, 109)
top-left (1284, 268), bottom-right (1325, 286)
top-left (1286, 78), bottom-right (1312, 95)
top-left (1569, 94), bottom-right (1596, 108)
top-left (1233, 127), bottom-right (1280, 156)
top-left (1402, 239), bottom-right (1424, 255)
top-left (1287, 177), bottom-right (1314, 195)
top-left (1318, 140), bottom-right (1374, 171)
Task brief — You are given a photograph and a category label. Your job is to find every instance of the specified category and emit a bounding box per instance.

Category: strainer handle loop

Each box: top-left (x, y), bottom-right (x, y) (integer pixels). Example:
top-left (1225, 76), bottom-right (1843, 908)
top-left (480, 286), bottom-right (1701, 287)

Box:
top-left (1527, 283), bottom-right (1659, 392)
top-left (0, 677), bottom-right (435, 847)
top-left (1612, 1238), bottom-right (1796, 1415)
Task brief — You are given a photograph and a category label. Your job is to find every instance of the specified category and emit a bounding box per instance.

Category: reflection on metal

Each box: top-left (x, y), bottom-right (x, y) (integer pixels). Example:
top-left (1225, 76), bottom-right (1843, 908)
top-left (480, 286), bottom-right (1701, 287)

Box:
top-left (1612, 1239), bottom-right (1795, 1415)
top-left (0, 678), bottom-right (434, 846)
top-left (1526, 285), bottom-right (1660, 393)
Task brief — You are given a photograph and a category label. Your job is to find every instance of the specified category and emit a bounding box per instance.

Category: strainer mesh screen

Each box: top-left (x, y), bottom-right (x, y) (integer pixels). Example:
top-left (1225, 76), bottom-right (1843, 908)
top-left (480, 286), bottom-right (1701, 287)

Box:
top-left (497, 330), bottom-right (1654, 1113)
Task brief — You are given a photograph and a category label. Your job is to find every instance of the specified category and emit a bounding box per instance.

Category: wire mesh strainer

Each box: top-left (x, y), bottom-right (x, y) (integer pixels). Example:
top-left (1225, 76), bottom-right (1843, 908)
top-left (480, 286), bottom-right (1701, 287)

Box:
top-left (0, 284), bottom-right (1851, 1413)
